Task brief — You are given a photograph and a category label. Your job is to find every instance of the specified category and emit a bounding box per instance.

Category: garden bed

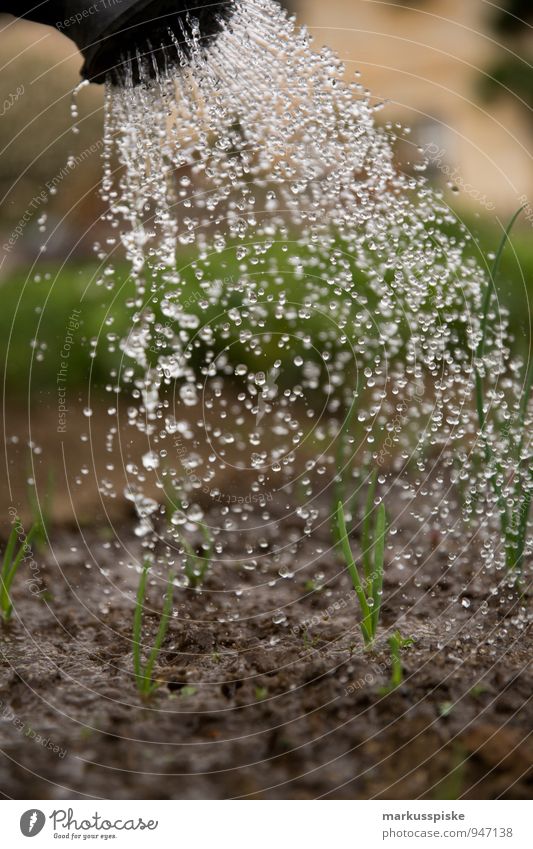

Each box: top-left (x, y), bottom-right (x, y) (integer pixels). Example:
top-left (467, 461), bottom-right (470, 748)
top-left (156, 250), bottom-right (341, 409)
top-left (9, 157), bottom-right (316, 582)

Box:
top-left (0, 511), bottom-right (530, 800)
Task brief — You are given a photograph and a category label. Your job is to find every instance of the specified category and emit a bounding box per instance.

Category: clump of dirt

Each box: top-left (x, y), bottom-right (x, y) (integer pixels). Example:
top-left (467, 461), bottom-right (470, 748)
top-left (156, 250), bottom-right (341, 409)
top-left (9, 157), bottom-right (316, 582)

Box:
top-left (0, 516), bottom-right (530, 800)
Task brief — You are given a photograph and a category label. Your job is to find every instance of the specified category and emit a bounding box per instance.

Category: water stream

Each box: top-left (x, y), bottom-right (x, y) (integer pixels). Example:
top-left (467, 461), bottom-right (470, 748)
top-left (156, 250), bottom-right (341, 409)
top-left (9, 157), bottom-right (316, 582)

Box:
top-left (93, 0), bottom-right (531, 601)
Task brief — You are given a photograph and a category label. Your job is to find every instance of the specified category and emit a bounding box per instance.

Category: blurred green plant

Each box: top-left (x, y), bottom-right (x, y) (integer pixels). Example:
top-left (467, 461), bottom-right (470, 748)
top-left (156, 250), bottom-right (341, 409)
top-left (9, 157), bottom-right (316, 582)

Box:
top-left (0, 523), bottom-right (37, 624)
top-left (475, 208), bottom-right (533, 574)
top-left (380, 631), bottom-right (415, 693)
top-left (336, 491), bottom-right (387, 647)
top-left (27, 468), bottom-right (54, 552)
top-left (132, 562), bottom-right (174, 697)
top-left (164, 483), bottom-right (214, 588)
top-left (1, 216), bottom-right (531, 399)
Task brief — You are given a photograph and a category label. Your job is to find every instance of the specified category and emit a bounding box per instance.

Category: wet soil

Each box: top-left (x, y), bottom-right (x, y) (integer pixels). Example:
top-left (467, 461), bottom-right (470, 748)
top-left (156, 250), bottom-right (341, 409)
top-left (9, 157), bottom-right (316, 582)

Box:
top-left (0, 509), bottom-right (531, 800)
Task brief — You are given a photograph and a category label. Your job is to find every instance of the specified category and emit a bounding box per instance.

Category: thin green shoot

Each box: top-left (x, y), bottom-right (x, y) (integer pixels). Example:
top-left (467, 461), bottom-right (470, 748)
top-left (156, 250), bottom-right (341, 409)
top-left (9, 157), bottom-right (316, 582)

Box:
top-left (27, 469), bottom-right (54, 552)
top-left (336, 497), bottom-right (387, 646)
top-left (163, 476), bottom-right (181, 516)
top-left (164, 482), bottom-right (213, 587)
top-left (132, 562), bottom-right (174, 697)
top-left (513, 487), bottom-right (532, 576)
top-left (475, 205), bottom-right (524, 430)
top-left (474, 205), bottom-right (532, 574)
top-left (362, 468), bottom-right (378, 583)
top-left (1, 524), bottom-right (38, 624)
top-left (179, 522), bottom-right (213, 588)
top-left (335, 390), bottom-right (359, 506)
top-left (513, 354), bottom-right (533, 573)
top-left (517, 352), bottom-right (533, 448)
top-left (371, 503), bottom-right (386, 634)
top-left (433, 744), bottom-right (467, 801)
top-left (469, 682), bottom-right (488, 699)
top-left (382, 631), bottom-right (414, 692)
top-left (332, 389), bottom-right (366, 547)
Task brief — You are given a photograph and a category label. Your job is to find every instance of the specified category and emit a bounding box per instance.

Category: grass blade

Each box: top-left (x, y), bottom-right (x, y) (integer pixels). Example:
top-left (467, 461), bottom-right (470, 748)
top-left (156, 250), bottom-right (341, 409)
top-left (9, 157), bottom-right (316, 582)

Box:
top-left (371, 503), bottom-right (387, 633)
top-left (389, 634), bottom-right (403, 689)
top-left (1, 526), bottom-right (18, 615)
top-left (1, 524), bottom-right (38, 623)
top-left (5, 525), bottom-right (37, 592)
top-left (143, 572), bottom-right (175, 686)
top-left (507, 355), bottom-right (533, 575)
top-left (513, 488), bottom-right (532, 575)
top-left (475, 206), bottom-right (524, 430)
top-left (132, 563), bottom-right (149, 682)
top-left (334, 389), bottom-right (359, 507)
top-left (362, 468), bottom-right (378, 582)
top-left (517, 354), bottom-right (533, 457)
top-left (336, 501), bottom-right (372, 645)
top-left (132, 562), bottom-right (175, 696)
top-left (2, 525), bottom-right (18, 577)
top-left (200, 522), bottom-right (213, 560)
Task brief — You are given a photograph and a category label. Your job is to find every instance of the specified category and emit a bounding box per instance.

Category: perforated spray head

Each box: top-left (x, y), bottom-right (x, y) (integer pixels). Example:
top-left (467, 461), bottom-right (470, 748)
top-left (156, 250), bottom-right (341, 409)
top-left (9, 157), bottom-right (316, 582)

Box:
top-left (79, 0), bottom-right (234, 83)
top-left (3, 1), bottom-right (234, 84)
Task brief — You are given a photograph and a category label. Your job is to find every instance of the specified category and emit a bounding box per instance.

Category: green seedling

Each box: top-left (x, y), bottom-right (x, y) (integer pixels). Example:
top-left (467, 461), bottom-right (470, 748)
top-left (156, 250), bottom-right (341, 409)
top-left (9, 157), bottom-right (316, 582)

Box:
top-left (1, 524), bottom-right (38, 624)
top-left (164, 484), bottom-right (213, 588)
top-left (334, 390), bottom-right (360, 508)
top-left (381, 631), bottom-right (414, 692)
top-left (27, 469), bottom-right (54, 552)
top-left (336, 495), bottom-right (387, 647)
top-left (475, 207), bottom-right (524, 433)
top-left (302, 630), bottom-right (321, 650)
top-left (79, 726), bottom-right (94, 741)
top-left (362, 468), bottom-right (378, 581)
top-left (332, 388), bottom-right (372, 550)
top-left (38, 590), bottom-right (53, 603)
top-left (469, 683), bottom-right (489, 699)
top-left (179, 522), bottom-right (213, 588)
top-left (433, 744), bottom-right (467, 800)
top-left (255, 686), bottom-right (268, 701)
top-left (333, 401), bottom-right (380, 572)
top-left (132, 562), bottom-right (174, 697)
top-left (475, 206), bottom-right (532, 574)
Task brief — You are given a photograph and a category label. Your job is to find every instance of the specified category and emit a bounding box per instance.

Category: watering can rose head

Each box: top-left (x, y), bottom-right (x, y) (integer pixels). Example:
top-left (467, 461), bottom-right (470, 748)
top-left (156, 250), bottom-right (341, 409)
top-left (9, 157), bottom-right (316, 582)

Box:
top-left (2, 0), bottom-right (234, 83)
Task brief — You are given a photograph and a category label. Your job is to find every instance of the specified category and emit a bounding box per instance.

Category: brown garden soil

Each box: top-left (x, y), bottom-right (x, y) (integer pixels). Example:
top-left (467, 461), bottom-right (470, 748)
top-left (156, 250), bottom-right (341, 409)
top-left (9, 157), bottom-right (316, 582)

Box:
top-left (0, 496), bottom-right (531, 800)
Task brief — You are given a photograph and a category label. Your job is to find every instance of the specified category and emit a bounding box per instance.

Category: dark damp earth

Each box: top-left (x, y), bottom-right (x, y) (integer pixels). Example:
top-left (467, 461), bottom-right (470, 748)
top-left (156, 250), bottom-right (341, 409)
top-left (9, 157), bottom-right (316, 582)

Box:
top-left (0, 497), bottom-right (530, 800)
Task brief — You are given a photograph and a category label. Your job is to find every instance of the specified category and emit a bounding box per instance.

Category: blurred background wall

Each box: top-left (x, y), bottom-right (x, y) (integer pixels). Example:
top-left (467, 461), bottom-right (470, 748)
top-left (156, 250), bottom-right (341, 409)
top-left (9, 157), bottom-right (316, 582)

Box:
top-left (0, 0), bottom-right (531, 269)
top-left (295, 0), bottom-right (533, 213)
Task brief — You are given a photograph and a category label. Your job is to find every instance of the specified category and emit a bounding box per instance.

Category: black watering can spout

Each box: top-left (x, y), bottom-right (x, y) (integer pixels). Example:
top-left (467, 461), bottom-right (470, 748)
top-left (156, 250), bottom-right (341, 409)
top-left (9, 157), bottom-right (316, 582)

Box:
top-left (1, 1), bottom-right (233, 83)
